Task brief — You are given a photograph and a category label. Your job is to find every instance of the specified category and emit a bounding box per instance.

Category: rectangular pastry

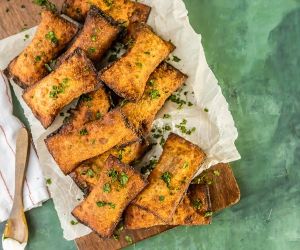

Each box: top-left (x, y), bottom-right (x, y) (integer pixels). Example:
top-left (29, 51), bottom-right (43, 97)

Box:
top-left (23, 49), bottom-right (98, 129)
top-left (72, 155), bottom-right (148, 237)
top-left (62, 0), bottom-right (151, 25)
top-left (57, 6), bottom-right (121, 65)
top-left (132, 133), bottom-right (206, 222)
top-left (100, 24), bottom-right (175, 101)
top-left (121, 62), bottom-right (187, 134)
top-left (45, 109), bottom-right (138, 174)
top-left (6, 10), bottom-right (78, 88)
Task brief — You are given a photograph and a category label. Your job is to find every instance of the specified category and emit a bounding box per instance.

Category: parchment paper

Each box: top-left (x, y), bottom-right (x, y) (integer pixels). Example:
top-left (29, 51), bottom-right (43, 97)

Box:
top-left (0, 0), bottom-right (240, 240)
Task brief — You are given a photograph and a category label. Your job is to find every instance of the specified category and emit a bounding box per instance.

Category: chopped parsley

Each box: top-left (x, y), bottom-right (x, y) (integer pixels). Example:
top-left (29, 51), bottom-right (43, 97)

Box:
top-left (117, 148), bottom-right (125, 160)
top-left (161, 171), bottom-right (172, 188)
top-left (183, 161), bottom-right (189, 169)
top-left (205, 211), bottom-right (213, 217)
top-left (49, 78), bottom-right (69, 99)
top-left (108, 169), bottom-right (129, 187)
top-left (95, 111), bottom-right (102, 120)
top-left (163, 114), bottom-right (171, 119)
top-left (118, 172), bottom-right (129, 187)
top-left (44, 63), bottom-right (52, 72)
top-left (213, 170), bottom-right (220, 176)
top-left (33, 0), bottom-right (57, 12)
top-left (91, 34), bottom-right (97, 42)
top-left (103, 0), bottom-right (113, 8)
top-left (88, 47), bottom-right (96, 54)
top-left (151, 125), bottom-right (172, 146)
top-left (144, 51), bottom-right (151, 55)
top-left (125, 235), bottom-right (133, 244)
top-left (135, 62), bottom-right (143, 68)
top-left (81, 94), bottom-right (93, 102)
top-left (45, 31), bottom-right (58, 44)
top-left (148, 89), bottom-right (160, 100)
top-left (79, 128), bottom-right (88, 136)
top-left (175, 119), bottom-right (196, 135)
top-left (147, 79), bottom-right (155, 87)
top-left (70, 220), bottom-right (78, 225)
top-left (103, 183), bottom-right (111, 193)
top-left (108, 169), bottom-right (118, 181)
top-left (204, 108), bottom-right (209, 112)
top-left (46, 178), bottom-right (52, 185)
top-left (34, 55), bottom-right (42, 62)
top-left (192, 199), bottom-right (202, 210)
top-left (141, 157), bottom-right (158, 175)
top-left (172, 55), bottom-right (181, 62)
top-left (86, 168), bottom-right (95, 178)
top-left (159, 195), bottom-right (165, 202)
top-left (24, 34), bottom-right (30, 41)
top-left (96, 201), bottom-right (116, 208)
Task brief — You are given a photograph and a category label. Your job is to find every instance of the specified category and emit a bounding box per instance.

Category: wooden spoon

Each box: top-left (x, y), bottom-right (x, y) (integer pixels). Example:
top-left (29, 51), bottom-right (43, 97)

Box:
top-left (3, 127), bottom-right (29, 243)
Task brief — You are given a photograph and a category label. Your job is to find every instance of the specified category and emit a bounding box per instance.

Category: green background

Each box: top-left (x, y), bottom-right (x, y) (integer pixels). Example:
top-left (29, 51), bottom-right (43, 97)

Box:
top-left (1, 0), bottom-right (300, 249)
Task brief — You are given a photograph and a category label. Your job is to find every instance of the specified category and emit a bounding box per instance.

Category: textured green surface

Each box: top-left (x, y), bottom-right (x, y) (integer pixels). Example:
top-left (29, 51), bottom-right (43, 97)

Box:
top-left (1, 0), bottom-right (300, 249)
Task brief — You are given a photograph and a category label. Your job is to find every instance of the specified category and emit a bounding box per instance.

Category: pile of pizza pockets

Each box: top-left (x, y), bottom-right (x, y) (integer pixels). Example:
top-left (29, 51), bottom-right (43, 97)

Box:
top-left (5, 0), bottom-right (240, 238)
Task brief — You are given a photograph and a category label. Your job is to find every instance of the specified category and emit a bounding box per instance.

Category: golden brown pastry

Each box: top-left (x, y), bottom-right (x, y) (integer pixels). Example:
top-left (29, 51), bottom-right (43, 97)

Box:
top-left (121, 62), bottom-right (187, 134)
top-left (45, 109), bottom-right (138, 174)
top-left (23, 49), bottom-right (98, 129)
top-left (132, 133), bottom-right (206, 222)
top-left (57, 6), bottom-right (121, 65)
top-left (100, 24), bottom-right (175, 101)
top-left (6, 10), bottom-right (78, 88)
top-left (125, 185), bottom-right (211, 229)
top-left (72, 155), bottom-right (148, 237)
top-left (62, 0), bottom-right (151, 25)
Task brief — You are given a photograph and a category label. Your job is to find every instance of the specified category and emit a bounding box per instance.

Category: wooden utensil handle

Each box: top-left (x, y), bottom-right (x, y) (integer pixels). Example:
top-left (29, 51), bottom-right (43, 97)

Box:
top-left (13, 127), bottom-right (29, 206)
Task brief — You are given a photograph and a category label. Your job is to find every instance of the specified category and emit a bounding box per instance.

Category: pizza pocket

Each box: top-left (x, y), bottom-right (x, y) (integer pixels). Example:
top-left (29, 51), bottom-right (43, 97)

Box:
top-left (70, 139), bottom-right (148, 193)
top-left (99, 23), bottom-right (175, 101)
top-left (6, 10), bottom-right (78, 88)
top-left (72, 155), bottom-right (147, 237)
top-left (57, 6), bottom-right (121, 65)
top-left (132, 133), bottom-right (206, 222)
top-left (62, 0), bottom-right (151, 25)
top-left (125, 184), bottom-right (211, 229)
top-left (45, 109), bottom-right (138, 174)
top-left (23, 49), bottom-right (98, 129)
top-left (121, 62), bottom-right (187, 134)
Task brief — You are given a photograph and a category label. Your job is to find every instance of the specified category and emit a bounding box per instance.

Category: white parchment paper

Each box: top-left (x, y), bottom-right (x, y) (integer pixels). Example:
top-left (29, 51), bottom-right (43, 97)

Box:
top-left (0, 0), bottom-right (240, 240)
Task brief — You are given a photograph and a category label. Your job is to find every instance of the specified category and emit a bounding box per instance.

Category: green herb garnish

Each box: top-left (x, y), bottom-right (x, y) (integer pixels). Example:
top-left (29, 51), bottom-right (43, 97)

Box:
top-left (192, 199), bottom-right (202, 210)
top-left (125, 235), bottom-right (133, 244)
top-left (88, 47), bottom-right (96, 54)
top-left (44, 63), bottom-right (52, 72)
top-left (46, 178), bottom-right (52, 185)
top-left (159, 195), bottom-right (165, 202)
top-left (70, 220), bottom-right (78, 225)
top-left (103, 183), bottom-right (111, 193)
top-left (175, 119), bottom-right (196, 135)
top-left (86, 168), bottom-right (95, 177)
top-left (81, 94), bottom-right (93, 102)
top-left (96, 201), bottom-right (116, 208)
top-left (79, 128), bottom-right (88, 136)
top-left (91, 34), bottom-right (97, 42)
top-left (135, 62), bottom-right (143, 68)
top-left (108, 169), bottom-right (118, 181)
top-left (161, 171), bottom-right (172, 188)
top-left (172, 55), bottom-right (181, 62)
top-left (205, 211), bottom-right (213, 217)
top-left (45, 31), bottom-right (58, 44)
top-left (33, 0), bottom-right (57, 12)
top-left (204, 108), bottom-right (209, 112)
top-left (163, 114), bottom-right (171, 119)
top-left (183, 161), bottom-right (189, 169)
top-left (148, 89), bottom-right (160, 100)
top-left (34, 55), bottom-right (42, 62)
top-left (118, 172), bottom-right (129, 187)
top-left (95, 111), bottom-right (102, 120)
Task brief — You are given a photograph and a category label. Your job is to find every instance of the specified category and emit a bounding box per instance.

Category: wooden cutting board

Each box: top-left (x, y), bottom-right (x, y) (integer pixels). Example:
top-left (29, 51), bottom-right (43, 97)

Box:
top-left (76, 163), bottom-right (241, 250)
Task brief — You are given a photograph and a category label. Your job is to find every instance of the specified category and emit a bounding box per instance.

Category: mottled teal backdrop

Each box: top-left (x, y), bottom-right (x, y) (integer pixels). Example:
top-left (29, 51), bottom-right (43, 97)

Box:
top-left (1, 0), bottom-right (300, 249)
